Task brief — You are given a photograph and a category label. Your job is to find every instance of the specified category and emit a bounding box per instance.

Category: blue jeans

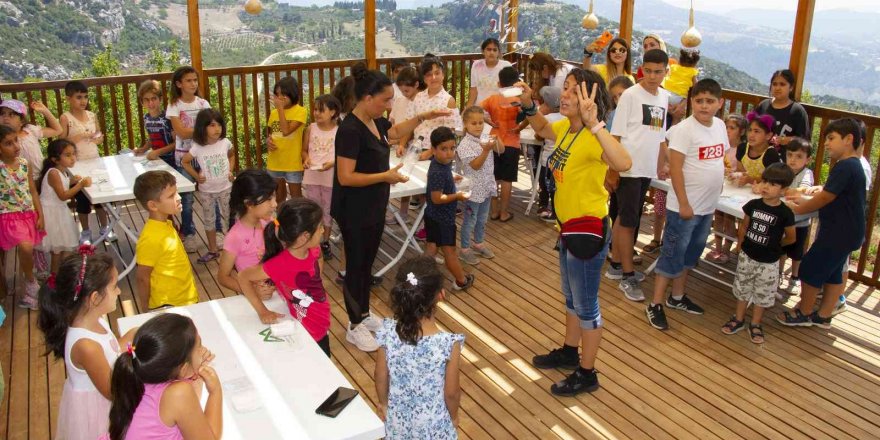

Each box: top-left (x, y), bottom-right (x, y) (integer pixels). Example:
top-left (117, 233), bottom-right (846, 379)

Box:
top-left (460, 199), bottom-right (491, 249)
top-left (656, 210), bottom-right (713, 278)
top-left (176, 165), bottom-right (223, 235)
top-left (559, 231), bottom-right (609, 330)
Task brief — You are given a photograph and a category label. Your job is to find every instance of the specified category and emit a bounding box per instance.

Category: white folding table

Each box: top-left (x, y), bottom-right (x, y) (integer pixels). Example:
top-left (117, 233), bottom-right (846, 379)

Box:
top-left (117, 295), bottom-right (386, 440)
top-left (70, 153), bottom-right (195, 278)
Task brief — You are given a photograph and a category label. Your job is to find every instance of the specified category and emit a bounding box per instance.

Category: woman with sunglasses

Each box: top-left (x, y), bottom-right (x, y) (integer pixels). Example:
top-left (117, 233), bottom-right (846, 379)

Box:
top-left (583, 37), bottom-right (634, 86)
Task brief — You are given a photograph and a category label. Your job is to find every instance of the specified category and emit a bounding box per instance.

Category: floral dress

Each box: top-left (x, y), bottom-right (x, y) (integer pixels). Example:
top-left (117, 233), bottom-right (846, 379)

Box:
top-left (406, 89), bottom-right (462, 151)
top-left (376, 318), bottom-right (464, 440)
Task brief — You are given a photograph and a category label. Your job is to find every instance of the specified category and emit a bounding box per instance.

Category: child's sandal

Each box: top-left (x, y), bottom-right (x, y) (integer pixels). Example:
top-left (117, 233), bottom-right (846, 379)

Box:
top-left (643, 239), bottom-right (662, 254)
top-left (749, 324), bottom-right (765, 344)
top-left (721, 316), bottom-right (745, 335)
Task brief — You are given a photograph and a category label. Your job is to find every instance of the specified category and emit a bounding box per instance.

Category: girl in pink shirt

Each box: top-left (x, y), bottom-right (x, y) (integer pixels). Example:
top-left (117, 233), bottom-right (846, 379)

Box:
top-left (238, 198), bottom-right (332, 356)
top-left (217, 170), bottom-right (278, 298)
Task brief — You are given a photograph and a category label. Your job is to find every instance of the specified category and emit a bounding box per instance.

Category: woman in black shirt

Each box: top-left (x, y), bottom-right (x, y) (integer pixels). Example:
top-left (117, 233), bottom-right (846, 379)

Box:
top-left (755, 69), bottom-right (811, 147)
top-left (331, 62), bottom-right (450, 352)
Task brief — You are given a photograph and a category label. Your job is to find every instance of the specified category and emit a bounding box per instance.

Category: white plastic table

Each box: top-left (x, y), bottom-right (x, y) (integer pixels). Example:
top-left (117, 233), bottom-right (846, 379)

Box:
top-left (117, 295), bottom-right (386, 440)
top-left (69, 153), bottom-right (195, 278)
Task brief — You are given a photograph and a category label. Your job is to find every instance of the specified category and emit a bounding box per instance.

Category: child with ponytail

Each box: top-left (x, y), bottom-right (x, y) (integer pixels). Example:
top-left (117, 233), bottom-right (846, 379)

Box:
top-left (37, 249), bottom-right (132, 440)
top-left (107, 313), bottom-right (221, 440)
top-left (374, 256), bottom-right (463, 439)
top-left (238, 198), bottom-right (332, 356)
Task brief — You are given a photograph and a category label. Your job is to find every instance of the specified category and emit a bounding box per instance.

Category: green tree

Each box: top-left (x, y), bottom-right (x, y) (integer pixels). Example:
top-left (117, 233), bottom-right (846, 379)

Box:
top-left (90, 46), bottom-right (121, 77)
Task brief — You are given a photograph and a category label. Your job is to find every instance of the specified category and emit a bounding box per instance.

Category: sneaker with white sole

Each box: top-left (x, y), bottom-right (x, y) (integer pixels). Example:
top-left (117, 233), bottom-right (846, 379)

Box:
top-left (830, 297), bottom-right (847, 316)
top-left (183, 234), bottom-right (200, 253)
top-left (604, 266), bottom-right (645, 282)
top-left (458, 249), bottom-right (480, 265)
top-left (472, 245), bottom-right (495, 259)
top-left (645, 303), bottom-right (669, 330)
top-left (99, 226), bottom-right (118, 243)
top-left (216, 232), bottom-right (225, 249)
top-left (453, 274), bottom-right (475, 291)
top-left (361, 314), bottom-right (384, 332)
top-left (17, 280), bottom-right (40, 310)
top-left (346, 323), bottom-right (379, 352)
top-left (619, 276), bottom-right (645, 301)
top-left (665, 295), bottom-right (704, 315)
top-left (434, 254), bottom-right (445, 264)
top-left (79, 229), bottom-right (92, 245)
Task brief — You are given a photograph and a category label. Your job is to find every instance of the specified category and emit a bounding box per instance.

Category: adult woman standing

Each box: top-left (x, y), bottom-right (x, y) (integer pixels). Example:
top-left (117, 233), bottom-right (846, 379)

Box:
top-left (582, 37), bottom-right (634, 85)
top-left (528, 52), bottom-right (574, 92)
top-left (755, 69), bottom-right (811, 147)
top-left (465, 38), bottom-right (513, 107)
top-left (635, 34), bottom-right (666, 82)
top-left (518, 69), bottom-right (631, 395)
top-left (332, 62), bottom-right (449, 352)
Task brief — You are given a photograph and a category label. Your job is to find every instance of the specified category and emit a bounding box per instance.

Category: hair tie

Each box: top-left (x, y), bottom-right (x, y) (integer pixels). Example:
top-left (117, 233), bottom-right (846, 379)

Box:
top-left (126, 343), bottom-right (136, 359)
top-left (73, 244), bottom-right (96, 301)
top-left (46, 273), bottom-right (57, 290)
top-left (406, 272), bottom-right (418, 286)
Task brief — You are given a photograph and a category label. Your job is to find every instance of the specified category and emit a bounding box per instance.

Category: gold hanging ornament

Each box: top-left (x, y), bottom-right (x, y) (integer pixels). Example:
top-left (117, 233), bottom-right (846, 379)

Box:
top-left (244, 0), bottom-right (263, 15)
top-left (680, 0), bottom-right (702, 48)
top-left (581, 0), bottom-right (598, 29)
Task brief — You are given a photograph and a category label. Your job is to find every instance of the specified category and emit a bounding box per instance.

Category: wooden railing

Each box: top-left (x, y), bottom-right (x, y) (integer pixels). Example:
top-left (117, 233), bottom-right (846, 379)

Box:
top-left (3, 55), bottom-right (880, 287)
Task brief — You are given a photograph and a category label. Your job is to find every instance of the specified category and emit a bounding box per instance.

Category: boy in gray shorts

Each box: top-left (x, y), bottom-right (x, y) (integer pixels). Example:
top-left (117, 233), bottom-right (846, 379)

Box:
top-left (722, 163), bottom-right (796, 344)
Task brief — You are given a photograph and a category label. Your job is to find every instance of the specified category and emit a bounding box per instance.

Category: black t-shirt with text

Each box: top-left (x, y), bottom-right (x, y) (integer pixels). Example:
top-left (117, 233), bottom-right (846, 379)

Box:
top-left (742, 198), bottom-right (795, 263)
top-left (756, 99), bottom-right (811, 140)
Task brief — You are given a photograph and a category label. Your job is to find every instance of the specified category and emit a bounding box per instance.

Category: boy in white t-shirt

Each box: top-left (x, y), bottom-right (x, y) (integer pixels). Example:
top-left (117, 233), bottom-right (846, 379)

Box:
top-left (607, 49), bottom-right (671, 301)
top-left (646, 79), bottom-right (728, 330)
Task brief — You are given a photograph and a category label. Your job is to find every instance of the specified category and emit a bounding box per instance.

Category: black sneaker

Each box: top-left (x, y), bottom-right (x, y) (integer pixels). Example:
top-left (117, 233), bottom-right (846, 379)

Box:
top-left (320, 242), bottom-right (333, 260)
top-left (665, 295), bottom-right (704, 315)
top-left (532, 347), bottom-right (579, 370)
top-left (646, 304), bottom-right (669, 330)
top-left (810, 312), bottom-right (832, 329)
top-left (371, 275), bottom-right (383, 286)
top-left (550, 368), bottom-right (599, 396)
top-left (452, 274), bottom-right (475, 291)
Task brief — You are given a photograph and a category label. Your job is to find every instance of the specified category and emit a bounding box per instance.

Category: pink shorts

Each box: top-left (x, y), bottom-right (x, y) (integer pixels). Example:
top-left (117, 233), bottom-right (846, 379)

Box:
top-left (304, 184), bottom-right (333, 227)
top-left (654, 189), bottom-right (667, 217)
top-left (0, 210), bottom-right (46, 251)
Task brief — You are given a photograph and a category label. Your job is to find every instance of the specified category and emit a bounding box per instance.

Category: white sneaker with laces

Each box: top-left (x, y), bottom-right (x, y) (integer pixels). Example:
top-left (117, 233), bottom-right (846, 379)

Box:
top-left (346, 323), bottom-right (379, 352)
top-left (361, 313), bottom-right (383, 332)
top-left (183, 234), bottom-right (200, 253)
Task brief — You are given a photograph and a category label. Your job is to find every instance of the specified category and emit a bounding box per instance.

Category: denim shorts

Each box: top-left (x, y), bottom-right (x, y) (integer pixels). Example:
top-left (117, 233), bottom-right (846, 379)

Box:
top-left (559, 226), bottom-right (610, 330)
top-left (267, 170), bottom-right (304, 184)
top-left (655, 210), bottom-right (713, 278)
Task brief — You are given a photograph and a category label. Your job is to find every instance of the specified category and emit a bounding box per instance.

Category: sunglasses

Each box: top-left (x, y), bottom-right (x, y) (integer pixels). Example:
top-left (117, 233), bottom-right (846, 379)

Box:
top-left (609, 47), bottom-right (628, 54)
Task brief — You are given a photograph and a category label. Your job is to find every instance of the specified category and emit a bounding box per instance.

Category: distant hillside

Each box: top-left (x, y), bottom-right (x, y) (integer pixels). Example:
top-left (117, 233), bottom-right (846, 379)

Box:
top-left (0, 0), bottom-right (173, 81)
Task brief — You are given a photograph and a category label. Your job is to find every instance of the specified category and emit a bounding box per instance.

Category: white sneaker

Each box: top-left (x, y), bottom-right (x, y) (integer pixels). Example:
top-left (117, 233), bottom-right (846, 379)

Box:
top-left (619, 277), bottom-right (645, 302)
top-left (361, 313), bottom-right (384, 332)
top-left (183, 234), bottom-right (200, 253)
top-left (346, 323), bottom-right (379, 352)
top-left (216, 232), bottom-right (225, 249)
top-left (79, 229), bottom-right (92, 245)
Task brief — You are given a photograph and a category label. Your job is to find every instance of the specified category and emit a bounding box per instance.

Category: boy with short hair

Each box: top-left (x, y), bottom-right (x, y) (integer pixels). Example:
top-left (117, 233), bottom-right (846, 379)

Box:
top-left (134, 170), bottom-right (199, 310)
top-left (778, 138), bottom-right (814, 295)
top-left (425, 127), bottom-right (475, 290)
top-left (778, 118), bottom-right (867, 328)
top-left (481, 66), bottom-right (522, 222)
top-left (646, 78), bottom-right (728, 330)
top-left (722, 163), bottom-right (796, 344)
top-left (133, 79), bottom-right (176, 167)
top-left (608, 49), bottom-right (671, 301)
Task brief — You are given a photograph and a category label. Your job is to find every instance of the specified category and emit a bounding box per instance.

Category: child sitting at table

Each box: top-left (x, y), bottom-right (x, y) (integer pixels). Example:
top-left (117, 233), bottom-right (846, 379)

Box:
top-left (217, 169), bottom-right (277, 298)
top-left (107, 314), bottom-right (222, 440)
top-left (722, 163), bottom-right (796, 344)
top-left (425, 127), bottom-right (475, 290)
top-left (38, 250), bottom-right (135, 440)
top-left (778, 138), bottom-right (814, 295)
top-left (134, 170), bottom-right (199, 310)
top-left (375, 256), bottom-right (463, 439)
top-left (707, 113), bottom-right (747, 264)
top-left (734, 112), bottom-right (781, 190)
top-left (133, 79), bottom-right (176, 167)
top-left (456, 106), bottom-right (498, 265)
top-left (647, 79), bottom-right (728, 331)
top-left (182, 109), bottom-right (235, 264)
top-left (238, 198), bottom-right (332, 356)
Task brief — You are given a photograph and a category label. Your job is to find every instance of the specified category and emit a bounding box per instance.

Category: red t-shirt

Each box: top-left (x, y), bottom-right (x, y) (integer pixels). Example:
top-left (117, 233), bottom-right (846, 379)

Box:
top-left (481, 94), bottom-right (521, 148)
top-left (262, 247), bottom-right (330, 341)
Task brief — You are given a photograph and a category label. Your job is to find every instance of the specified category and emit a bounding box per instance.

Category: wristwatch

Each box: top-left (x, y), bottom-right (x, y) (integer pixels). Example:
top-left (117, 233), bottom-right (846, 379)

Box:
top-left (583, 48), bottom-right (593, 56)
top-left (590, 121), bottom-right (606, 135)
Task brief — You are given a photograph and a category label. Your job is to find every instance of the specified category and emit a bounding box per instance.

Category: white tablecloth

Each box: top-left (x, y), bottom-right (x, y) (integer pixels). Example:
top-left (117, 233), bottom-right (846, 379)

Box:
top-left (70, 153), bottom-right (195, 204)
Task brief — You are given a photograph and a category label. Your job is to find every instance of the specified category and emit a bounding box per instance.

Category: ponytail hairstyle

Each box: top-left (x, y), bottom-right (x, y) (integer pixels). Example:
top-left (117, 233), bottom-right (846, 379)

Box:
top-left (38, 249), bottom-right (115, 359)
top-left (229, 169), bottom-right (276, 221)
top-left (170, 66), bottom-right (199, 104)
top-left (565, 68), bottom-right (613, 123)
top-left (390, 256), bottom-right (444, 345)
top-left (725, 113), bottom-right (748, 144)
top-left (261, 198), bottom-right (323, 263)
top-left (769, 69), bottom-right (797, 101)
top-left (394, 66), bottom-right (423, 90)
top-left (192, 108), bottom-right (226, 146)
top-left (350, 62), bottom-right (393, 101)
top-left (108, 313), bottom-right (198, 440)
top-left (331, 75), bottom-right (356, 115)
top-left (37, 139), bottom-right (76, 195)
top-left (419, 53), bottom-right (445, 78)
top-left (314, 94), bottom-right (342, 122)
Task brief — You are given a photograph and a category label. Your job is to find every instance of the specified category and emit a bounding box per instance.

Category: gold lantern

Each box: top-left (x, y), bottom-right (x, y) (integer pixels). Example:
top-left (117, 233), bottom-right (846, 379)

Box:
top-left (581, 0), bottom-right (599, 30)
top-left (680, 0), bottom-right (702, 48)
top-left (244, 0), bottom-right (263, 15)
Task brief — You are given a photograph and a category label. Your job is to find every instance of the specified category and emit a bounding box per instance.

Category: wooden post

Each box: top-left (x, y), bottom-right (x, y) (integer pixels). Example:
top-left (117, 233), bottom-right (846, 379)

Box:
top-left (789, 0), bottom-right (816, 99)
top-left (506, 0), bottom-right (519, 54)
top-left (187, 0), bottom-right (207, 97)
top-left (365, 0), bottom-right (377, 69)
top-left (619, 0), bottom-right (634, 45)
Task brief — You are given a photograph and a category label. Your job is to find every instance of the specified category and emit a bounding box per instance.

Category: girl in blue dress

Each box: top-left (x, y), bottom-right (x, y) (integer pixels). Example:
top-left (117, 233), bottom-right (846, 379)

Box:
top-left (375, 256), bottom-right (464, 439)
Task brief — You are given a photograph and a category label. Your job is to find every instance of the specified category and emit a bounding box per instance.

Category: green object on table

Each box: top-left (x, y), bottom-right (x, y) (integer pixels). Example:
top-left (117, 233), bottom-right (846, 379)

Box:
top-left (259, 327), bottom-right (283, 342)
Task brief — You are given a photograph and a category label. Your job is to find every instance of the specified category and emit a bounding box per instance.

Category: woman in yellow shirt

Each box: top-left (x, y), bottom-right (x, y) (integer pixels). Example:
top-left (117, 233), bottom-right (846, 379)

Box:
top-left (516, 69), bottom-right (631, 396)
top-left (583, 37), bottom-right (634, 86)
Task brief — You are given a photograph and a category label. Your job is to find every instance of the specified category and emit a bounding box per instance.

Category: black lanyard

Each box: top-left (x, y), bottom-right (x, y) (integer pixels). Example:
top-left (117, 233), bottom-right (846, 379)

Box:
top-left (557, 127), bottom-right (584, 154)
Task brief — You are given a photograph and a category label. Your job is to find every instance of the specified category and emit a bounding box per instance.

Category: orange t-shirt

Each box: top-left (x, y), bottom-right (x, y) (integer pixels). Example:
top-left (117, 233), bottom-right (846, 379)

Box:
top-left (481, 94), bottom-right (521, 148)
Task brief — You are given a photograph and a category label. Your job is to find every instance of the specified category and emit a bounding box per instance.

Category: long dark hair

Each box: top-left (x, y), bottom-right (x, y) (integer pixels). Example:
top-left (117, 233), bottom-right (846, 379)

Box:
top-left (38, 251), bottom-right (115, 359)
top-left (419, 53), bottom-right (445, 78)
top-left (230, 169), bottom-right (276, 221)
top-left (770, 69), bottom-right (797, 101)
top-left (274, 76), bottom-right (301, 106)
top-left (261, 198), bottom-right (323, 263)
top-left (170, 66), bottom-right (198, 104)
top-left (390, 256), bottom-right (444, 345)
top-left (566, 68), bottom-right (613, 124)
top-left (192, 108), bottom-right (226, 146)
top-left (331, 76), bottom-right (356, 115)
top-left (350, 62), bottom-right (393, 101)
top-left (37, 139), bottom-right (76, 195)
top-left (108, 314), bottom-right (198, 440)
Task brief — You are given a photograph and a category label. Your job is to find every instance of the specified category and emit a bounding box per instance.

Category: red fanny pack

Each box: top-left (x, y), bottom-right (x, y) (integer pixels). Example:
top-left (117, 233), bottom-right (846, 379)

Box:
top-left (559, 216), bottom-right (607, 260)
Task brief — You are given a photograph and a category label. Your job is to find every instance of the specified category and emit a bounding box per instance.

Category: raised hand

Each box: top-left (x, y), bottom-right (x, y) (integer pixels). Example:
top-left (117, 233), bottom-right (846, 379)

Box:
top-left (576, 81), bottom-right (600, 129)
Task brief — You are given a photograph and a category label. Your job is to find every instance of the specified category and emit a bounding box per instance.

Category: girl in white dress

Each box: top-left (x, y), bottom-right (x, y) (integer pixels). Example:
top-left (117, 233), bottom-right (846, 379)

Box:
top-left (37, 139), bottom-right (92, 275)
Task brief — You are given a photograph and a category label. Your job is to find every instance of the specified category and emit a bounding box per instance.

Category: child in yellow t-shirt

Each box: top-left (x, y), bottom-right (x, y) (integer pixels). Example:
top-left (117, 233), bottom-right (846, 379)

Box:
top-left (267, 77), bottom-right (308, 203)
top-left (662, 49), bottom-right (700, 105)
top-left (134, 170), bottom-right (199, 310)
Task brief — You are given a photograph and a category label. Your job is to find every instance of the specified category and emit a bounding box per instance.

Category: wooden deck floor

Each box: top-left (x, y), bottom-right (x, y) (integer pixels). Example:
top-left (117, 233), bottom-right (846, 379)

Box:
top-left (2, 176), bottom-right (880, 440)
